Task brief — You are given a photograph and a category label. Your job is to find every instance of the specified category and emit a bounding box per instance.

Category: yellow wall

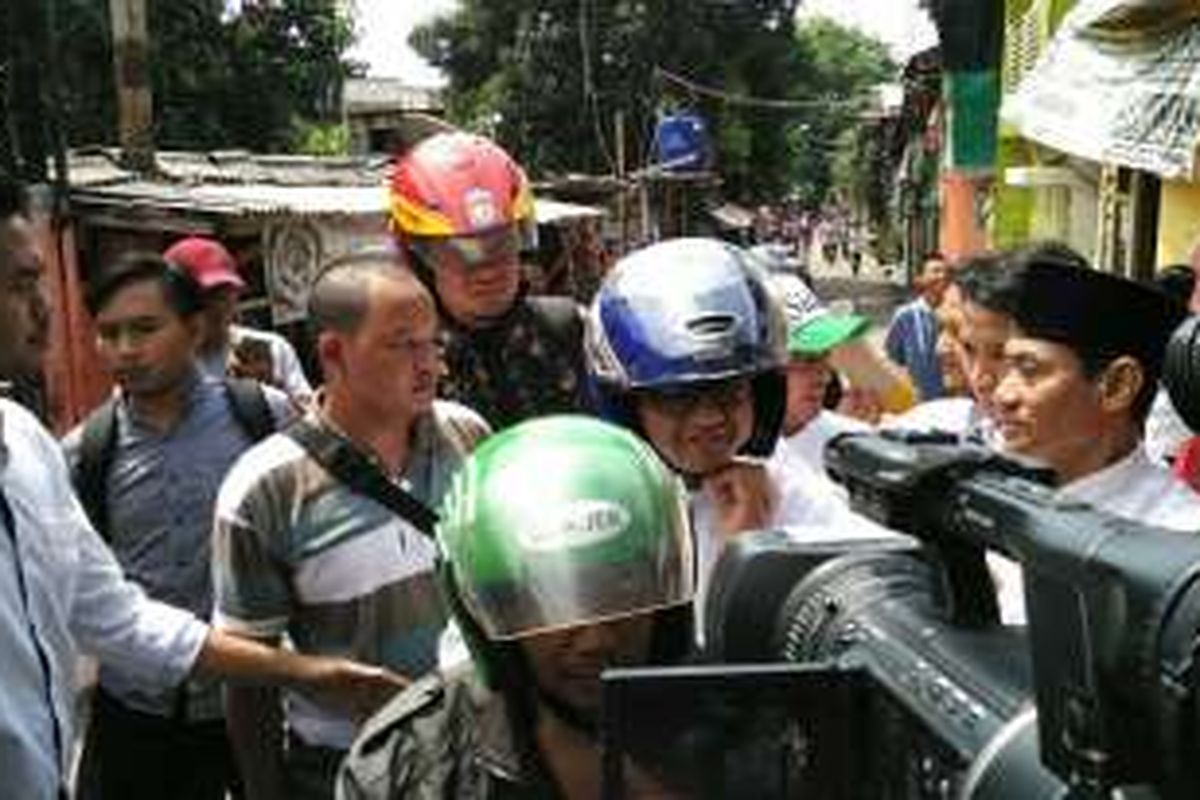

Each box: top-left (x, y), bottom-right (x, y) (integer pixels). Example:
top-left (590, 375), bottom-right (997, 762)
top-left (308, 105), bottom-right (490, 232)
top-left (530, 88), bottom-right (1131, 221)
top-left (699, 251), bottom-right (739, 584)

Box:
top-left (1157, 180), bottom-right (1200, 268)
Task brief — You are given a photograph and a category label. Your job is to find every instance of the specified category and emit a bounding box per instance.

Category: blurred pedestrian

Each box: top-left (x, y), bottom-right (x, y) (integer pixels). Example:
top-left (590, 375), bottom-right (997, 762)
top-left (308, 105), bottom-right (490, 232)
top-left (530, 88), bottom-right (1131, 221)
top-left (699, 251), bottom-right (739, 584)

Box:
top-left (885, 254), bottom-right (950, 400)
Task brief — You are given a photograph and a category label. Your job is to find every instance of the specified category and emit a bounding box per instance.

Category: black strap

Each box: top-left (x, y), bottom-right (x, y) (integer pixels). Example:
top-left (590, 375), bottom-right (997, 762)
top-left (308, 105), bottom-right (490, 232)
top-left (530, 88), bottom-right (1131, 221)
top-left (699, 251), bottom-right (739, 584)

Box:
top-left (283, 417), bottom-right (439, 536)
top-left (223, 377), bottom-right (277, 443)
top-left (72, 399), bottom-right (119, 540)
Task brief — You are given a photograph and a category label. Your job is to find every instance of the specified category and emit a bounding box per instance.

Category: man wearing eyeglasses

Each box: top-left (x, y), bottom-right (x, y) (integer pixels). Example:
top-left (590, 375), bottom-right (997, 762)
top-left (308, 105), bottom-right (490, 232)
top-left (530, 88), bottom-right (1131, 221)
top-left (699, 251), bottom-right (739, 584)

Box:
top-left (389, 132), bottom-right (589, 430)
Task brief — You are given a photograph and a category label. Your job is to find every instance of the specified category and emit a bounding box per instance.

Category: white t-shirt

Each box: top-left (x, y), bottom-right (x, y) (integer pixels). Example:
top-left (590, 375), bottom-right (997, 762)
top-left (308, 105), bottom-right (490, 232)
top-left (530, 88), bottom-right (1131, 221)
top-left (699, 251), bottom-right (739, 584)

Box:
top-left (772, 410), bottom-right (870, 500)
top-left (690, 454), bottom-right (897, 639)
top-left (1144, 387), bottom-right (1192, 466)
top-left (201, 324), bottom-right (314, 406)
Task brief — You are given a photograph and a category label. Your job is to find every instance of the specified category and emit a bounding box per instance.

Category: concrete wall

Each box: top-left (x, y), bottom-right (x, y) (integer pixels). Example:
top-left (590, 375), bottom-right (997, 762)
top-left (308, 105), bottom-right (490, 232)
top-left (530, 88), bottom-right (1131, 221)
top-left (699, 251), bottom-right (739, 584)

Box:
top-left (1156, 179), bottom-right (1200, 268)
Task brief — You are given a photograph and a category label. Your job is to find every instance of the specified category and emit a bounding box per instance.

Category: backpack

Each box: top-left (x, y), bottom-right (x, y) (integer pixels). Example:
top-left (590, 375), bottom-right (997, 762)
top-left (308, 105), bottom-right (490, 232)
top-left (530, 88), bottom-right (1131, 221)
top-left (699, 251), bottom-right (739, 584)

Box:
top-left (71, 378), bottom-right (276, 540)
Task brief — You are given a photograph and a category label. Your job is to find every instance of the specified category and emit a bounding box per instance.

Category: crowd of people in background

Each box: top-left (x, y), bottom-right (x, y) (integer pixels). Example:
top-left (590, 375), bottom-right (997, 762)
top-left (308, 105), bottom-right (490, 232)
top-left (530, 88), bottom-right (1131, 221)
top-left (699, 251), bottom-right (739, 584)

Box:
top-left (4, 124), bottom-right (1200, 799)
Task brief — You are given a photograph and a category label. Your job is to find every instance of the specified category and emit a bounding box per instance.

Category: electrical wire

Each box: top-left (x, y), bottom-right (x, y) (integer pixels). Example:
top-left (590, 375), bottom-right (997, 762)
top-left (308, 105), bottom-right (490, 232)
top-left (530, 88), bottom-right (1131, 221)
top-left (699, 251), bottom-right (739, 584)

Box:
top-left (654, 66), bottom-right (873, 112)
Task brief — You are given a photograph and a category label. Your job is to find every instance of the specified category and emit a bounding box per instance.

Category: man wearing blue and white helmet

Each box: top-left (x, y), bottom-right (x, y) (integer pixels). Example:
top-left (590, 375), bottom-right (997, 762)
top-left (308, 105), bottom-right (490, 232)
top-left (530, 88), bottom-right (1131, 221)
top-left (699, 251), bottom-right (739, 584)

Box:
top-left (586, 238), bottom-right (892, 633)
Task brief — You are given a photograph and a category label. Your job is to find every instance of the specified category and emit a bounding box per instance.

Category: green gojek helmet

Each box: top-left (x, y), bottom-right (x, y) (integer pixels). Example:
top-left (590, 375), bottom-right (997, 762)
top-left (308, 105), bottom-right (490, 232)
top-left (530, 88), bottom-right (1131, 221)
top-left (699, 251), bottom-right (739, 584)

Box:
top-left (438, 415), bottom-right (694, 651)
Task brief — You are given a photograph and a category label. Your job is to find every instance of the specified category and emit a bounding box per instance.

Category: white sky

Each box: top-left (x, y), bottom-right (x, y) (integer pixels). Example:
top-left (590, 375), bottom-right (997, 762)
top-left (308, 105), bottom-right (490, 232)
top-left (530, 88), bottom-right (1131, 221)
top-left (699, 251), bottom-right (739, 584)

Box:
top-left (349, 0), bottom-right (938, 84)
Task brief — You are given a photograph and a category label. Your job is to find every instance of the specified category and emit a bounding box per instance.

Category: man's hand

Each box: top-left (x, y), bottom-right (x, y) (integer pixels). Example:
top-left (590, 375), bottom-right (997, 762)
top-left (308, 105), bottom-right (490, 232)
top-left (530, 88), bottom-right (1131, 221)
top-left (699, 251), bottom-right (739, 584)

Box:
top-left (194, 629), bottom-right (408, 721)
top-left (701, 458), bottom-right (777, 538)
top-left (289, 655), bottom-right (410, 722)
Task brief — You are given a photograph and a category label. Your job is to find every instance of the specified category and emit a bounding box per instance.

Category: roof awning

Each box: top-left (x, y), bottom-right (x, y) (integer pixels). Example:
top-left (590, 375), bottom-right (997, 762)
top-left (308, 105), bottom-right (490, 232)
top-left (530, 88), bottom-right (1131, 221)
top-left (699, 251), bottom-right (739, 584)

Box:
top-left (1002, 0), bottom-right (1200, 180)
top-left (709, 202), bottom-right (755, 229)
top-left (534, 198), bottom-right (605, 225)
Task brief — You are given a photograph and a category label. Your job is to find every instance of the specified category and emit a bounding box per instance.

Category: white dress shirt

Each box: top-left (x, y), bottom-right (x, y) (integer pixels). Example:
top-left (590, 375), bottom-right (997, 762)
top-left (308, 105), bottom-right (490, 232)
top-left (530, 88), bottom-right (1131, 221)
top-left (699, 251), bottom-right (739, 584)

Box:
top-left (0, 399), bottom-right (208, 798)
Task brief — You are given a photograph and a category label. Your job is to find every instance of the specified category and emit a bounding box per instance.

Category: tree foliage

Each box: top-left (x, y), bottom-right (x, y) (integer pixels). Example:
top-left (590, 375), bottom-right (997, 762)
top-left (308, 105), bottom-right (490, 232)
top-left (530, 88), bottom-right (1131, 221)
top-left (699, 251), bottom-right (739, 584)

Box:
top-left (413, 3), bottom-right (894, 205)
top-left (50, 0), bottom-right (357, 153)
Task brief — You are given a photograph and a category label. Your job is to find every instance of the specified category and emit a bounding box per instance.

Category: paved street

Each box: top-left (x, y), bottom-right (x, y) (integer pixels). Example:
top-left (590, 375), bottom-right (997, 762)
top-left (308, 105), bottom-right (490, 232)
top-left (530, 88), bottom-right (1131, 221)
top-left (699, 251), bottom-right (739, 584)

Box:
top-left (803, 237), bottom-right (911, 346)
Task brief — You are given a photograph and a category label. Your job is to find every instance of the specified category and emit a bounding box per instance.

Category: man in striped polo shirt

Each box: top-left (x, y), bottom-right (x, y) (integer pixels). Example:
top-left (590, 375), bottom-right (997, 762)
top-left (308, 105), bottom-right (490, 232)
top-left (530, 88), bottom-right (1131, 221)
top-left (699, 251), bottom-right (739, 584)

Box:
top-left (212, 253), bottom-right (489, 800)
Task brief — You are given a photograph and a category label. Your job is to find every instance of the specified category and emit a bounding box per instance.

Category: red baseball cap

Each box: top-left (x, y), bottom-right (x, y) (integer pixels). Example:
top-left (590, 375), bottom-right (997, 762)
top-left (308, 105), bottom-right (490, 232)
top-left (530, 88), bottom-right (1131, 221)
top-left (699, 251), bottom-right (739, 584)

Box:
top-left (163, 237), bottom-right (245, 291)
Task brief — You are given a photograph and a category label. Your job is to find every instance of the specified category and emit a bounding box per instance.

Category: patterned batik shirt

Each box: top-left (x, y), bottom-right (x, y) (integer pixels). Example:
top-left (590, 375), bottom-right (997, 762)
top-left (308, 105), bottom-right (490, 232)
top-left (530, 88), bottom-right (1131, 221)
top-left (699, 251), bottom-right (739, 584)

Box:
top-left (439, 295), bottom-right (589, 430)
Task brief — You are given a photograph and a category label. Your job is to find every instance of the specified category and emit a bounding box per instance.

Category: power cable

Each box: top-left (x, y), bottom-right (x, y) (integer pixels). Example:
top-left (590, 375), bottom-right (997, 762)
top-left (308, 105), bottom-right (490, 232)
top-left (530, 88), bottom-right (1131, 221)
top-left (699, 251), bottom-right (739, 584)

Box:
top-left (654, 66), bottom-right (873, 112)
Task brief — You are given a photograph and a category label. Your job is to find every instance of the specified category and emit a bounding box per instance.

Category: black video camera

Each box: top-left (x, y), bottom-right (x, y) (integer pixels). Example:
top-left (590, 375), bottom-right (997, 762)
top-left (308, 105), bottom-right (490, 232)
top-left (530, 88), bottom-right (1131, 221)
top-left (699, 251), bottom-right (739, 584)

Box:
top-left (687, 432), bottom-right (1200, 799)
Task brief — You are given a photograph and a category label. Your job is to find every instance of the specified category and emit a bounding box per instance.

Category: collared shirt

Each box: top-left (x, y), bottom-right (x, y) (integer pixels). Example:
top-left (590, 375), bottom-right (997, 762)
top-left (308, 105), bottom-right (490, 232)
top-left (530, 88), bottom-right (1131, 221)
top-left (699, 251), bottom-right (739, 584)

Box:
top-left (439, 295), bottom-right (588, 430)
top-left (1058, 446), bottom-right (1200, 529)
top-left (61, 368), bottom-right (292, 719)
top-left (338, 664), bottom-right (559, 800)
top-left (1144, 387), bottom-right (1192, 466)
top-left (992, 447), bottom-right (1200, 625)
top-left (885, 297), bottom-right (944, 401)
top-left (200, 324), bottom-right (314, 406)
top-left (214, 400), bottom-right (489, 749)
top-left (0, 399), bottom-right (208, 799)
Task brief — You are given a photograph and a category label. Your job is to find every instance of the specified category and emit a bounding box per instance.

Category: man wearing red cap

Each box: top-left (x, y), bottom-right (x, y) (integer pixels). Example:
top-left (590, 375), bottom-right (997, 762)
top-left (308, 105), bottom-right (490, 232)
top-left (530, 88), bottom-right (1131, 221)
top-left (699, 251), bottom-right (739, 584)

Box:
top-left (164, 237), bottom-right (313, 406)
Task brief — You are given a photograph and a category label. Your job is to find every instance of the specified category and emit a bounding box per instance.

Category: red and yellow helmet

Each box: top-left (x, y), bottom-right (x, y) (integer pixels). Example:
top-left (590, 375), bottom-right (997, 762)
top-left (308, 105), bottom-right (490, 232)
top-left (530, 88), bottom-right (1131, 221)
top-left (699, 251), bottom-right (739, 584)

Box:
top-left (390, 133), bottom-right (536, 268)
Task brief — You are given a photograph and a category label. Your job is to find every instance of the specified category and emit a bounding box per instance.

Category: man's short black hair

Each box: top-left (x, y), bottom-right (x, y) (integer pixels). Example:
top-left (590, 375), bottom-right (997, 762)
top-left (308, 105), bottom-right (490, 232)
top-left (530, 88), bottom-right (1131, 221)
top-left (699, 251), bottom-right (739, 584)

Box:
top-left (1155, 264), bottom-right (1195, 307)
top-left (954, 250), bottom-right (1022, 314)
top-left (86, 252), bottom-right (205, 318)
top-left (308, 249), bottom-right (427, 336)
top-left (0, 173), bottom-right (28, 220)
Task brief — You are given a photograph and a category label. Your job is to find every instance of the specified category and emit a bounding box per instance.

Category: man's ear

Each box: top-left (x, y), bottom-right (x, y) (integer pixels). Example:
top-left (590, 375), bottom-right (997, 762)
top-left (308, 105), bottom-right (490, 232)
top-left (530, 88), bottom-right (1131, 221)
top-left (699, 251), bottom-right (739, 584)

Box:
top-left (317, 331), bottom-right (344, 378)
top-left (184, 313), bottom-right (205, 350)
top-left (1097, 355), bottom-right (1143, 414)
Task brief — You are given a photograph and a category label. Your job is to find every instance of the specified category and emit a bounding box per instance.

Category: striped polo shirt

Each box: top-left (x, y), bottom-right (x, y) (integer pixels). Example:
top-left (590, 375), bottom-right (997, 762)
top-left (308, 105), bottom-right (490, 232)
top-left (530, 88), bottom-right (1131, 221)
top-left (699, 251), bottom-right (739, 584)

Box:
top-left (212, 400), bottom-right (489, 748)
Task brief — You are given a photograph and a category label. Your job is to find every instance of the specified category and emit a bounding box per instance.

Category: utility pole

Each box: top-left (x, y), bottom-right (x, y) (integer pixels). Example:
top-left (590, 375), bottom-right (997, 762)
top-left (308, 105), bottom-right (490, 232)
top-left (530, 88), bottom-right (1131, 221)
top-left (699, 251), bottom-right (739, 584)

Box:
top-left (4, 0), bottom-right (50, 181)
top-left (109, 0), bottom-right (155, 173)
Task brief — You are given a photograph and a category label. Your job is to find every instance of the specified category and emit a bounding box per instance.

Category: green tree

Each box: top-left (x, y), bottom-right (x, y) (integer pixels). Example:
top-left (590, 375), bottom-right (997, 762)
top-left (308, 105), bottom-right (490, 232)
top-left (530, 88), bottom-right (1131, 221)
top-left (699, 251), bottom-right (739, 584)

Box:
top-left (43, 0), bottom-right (356, 153)
top-left (413, 0), bottom-right (808, 201)
top-left (412, 4), bottom-right (893, 205)
top-left (792, 17), bottom-right (896, 208)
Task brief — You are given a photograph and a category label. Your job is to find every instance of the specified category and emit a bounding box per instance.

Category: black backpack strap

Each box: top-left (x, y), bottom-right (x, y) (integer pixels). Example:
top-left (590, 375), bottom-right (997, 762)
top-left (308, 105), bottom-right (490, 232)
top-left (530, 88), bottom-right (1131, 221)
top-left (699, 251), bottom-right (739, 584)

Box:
top-left (526, 295), bottom-right (584, 355)
top-left (71, 398), bottom-right (119, 541)
top-left (223, 377), bottom-right (277, 443)
top-left (283, 417), bottom-right (439, 536)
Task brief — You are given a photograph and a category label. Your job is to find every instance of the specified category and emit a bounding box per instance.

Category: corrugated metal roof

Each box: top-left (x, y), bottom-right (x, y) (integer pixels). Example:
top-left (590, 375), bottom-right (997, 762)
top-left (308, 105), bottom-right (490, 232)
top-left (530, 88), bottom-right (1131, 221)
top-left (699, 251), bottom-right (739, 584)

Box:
top-left (68, 149), bottom-right (388, 189)
top-left (73, 179), bottom-right (605, 224)
top-left (72, 181), bottom-right (390, 219)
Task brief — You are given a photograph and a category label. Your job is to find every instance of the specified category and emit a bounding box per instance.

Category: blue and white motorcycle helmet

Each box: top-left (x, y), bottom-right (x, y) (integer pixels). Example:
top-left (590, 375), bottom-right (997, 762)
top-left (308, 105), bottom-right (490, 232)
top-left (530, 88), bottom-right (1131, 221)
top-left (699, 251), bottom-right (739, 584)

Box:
top-left (585, 237), bottom-right (788, 457)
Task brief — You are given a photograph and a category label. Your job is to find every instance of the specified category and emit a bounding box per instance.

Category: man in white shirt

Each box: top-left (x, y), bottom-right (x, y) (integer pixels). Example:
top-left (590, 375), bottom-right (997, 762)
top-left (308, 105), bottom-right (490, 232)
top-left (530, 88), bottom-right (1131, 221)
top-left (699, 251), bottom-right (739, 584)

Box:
top-left (586, 239), bottom-right (892, 635)
top-left (0, 179), bottom-right (400, 799)
top-left (992, 245), bottom-right (1200, 528)
top-left (887, 252), bottom-right (1015, 447)
top-left (164, 237), bottom-right (314, 406)
top-left (984, 244), bottom-right (1200, 620)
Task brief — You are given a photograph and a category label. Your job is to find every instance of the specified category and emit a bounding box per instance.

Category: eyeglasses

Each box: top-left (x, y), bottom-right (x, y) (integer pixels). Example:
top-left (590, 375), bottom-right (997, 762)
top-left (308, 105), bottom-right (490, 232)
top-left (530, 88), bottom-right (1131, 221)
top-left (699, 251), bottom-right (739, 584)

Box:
top-left (412, 227), bottom-right (523, 271)
top-left (640, 378), bottom-right (753, 416)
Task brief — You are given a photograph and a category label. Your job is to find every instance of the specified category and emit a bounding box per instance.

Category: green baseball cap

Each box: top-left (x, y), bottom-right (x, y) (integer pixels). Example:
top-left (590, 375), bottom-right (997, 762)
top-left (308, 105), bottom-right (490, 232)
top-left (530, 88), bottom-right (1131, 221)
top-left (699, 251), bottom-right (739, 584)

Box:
top-left (770, 274), bottom-right (870, 357)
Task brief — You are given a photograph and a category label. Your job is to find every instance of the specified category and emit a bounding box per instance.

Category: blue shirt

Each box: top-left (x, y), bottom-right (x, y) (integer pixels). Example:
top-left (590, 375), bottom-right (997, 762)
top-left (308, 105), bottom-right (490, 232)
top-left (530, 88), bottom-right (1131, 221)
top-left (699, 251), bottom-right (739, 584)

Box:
top-left (0, 399), bottom-right (208, 799)
top-left (885, 297), bottom-right (944, 401)
top-left (61, 368), bottom-right (292, 719)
